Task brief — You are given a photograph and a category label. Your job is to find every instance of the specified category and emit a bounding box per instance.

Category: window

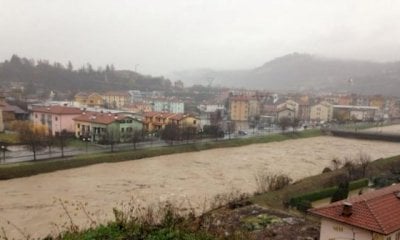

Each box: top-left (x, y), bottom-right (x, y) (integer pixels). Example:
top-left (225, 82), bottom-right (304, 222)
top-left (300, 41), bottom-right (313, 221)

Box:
top-left (396, 232), bottom-right (400, 240)
top-left (35, 114), bottom-right (38, 118)
top-left (77, 123), bottom-right (80, 128)
top-left (333, 225), bottom-right (343, 232)
top-left (121, 128), bottom-right (125, 132)
top-left (193, 120), bottom-right (196, 124)
top-left (55, 117), bottom-right (58, 121)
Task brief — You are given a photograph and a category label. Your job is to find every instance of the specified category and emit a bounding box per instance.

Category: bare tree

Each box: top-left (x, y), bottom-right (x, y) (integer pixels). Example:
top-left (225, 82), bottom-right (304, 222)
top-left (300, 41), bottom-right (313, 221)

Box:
top-left (290, 118), bottom-right (301, 133)
top-left (331, 158), bottom-right (343, 170)
top-left (12, 121), bottom-right (47, 161)
top-left (161, 123), bottom-right (180, 145)
top-left (46, 134), bottom-right (56, 155)
top-left (278, 117), bottom-right (291, 133)
top-left (102, 128), bottom-right (119, 152)
top-left (182, 126), bottom-right (197, 144)
top-left (357, 152), bottom-right (371, 177)
top-left (226, 121), bottom-right (236, 140)
top-left (127, 129), bottom-right (142, 150)
top-left (56, 129), bottom-right (69, 158)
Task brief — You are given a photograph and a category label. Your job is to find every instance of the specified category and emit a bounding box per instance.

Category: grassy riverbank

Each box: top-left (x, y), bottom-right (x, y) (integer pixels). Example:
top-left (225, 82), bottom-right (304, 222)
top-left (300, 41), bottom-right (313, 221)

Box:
top-left (0, 130), bottom-right (322, 180)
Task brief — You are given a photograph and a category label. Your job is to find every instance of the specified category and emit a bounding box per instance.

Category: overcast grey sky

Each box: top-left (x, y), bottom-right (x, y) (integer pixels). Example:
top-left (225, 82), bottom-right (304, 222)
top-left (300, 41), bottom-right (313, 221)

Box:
top-left (1, 0), bottom-right (400, 75)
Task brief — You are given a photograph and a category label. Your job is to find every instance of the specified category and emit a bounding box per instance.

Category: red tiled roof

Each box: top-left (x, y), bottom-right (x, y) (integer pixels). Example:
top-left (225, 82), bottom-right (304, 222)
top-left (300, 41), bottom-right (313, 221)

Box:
top-left (1, 103), bottom-right (27, 114)
top-left (144, 112), bottom-right (194, 121)
top-left (309, 184), bottom-right (400, 235)
top-left (32, 106), bottom-right (82, 115)
top-left (73, 112), bottom-right (135, 125)
top-left (144, 112), bottom-right (173, 118)
top-left (169, 113), bottom-right (190, 121)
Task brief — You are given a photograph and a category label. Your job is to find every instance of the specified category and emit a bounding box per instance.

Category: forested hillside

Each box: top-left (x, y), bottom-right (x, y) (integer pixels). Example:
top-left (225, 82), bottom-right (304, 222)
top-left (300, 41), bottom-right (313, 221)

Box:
top-left (0, 55), bottom-right (172, 94)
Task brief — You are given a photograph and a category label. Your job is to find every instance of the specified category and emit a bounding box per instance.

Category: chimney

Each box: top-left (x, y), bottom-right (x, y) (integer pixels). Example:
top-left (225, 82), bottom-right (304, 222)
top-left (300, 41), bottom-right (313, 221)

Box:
top-left (395, 192), bottom-right (400, 199)
top-left (341, 202), bottom-right (352, 217)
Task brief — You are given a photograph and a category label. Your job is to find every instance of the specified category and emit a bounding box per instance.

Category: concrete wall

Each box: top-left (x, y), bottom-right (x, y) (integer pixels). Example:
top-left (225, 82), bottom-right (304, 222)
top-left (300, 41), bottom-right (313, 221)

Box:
top-left (320, 219), bottom-right (372, 240)
top-left (320, 218), bottom-right (400, 240)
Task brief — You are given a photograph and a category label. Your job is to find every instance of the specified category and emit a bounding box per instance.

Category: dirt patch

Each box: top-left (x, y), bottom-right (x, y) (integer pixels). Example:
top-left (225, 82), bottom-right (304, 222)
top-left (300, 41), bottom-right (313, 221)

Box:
top-left (201, 204), bottom-right (319, 239)
top-left (1, 136), bottom-right (400, 238)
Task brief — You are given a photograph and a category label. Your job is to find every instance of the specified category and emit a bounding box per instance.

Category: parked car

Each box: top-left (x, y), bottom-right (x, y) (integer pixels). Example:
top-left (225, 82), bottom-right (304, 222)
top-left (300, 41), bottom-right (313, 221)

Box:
top-left (238, 130), bottom-right (248, 135)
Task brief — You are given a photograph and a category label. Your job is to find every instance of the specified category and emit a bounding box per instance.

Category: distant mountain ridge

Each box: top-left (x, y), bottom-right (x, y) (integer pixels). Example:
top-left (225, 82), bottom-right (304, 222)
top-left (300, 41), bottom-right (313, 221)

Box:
top-left (171, 53), bottom-right (400, 95)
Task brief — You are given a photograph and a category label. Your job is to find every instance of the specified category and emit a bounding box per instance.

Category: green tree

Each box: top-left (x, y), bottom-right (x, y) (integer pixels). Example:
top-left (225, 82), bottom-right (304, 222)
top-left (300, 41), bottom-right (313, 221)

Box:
top-left (330, 181), bottom-right (349, 203)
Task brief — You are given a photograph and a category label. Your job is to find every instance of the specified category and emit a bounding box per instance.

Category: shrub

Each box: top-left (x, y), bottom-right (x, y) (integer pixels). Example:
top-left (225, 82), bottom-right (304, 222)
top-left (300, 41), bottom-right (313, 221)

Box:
top-left (254, 171), bottom-right (292, 194)
top-left (288, 178), bottom-right (368, 210)
top-left (322, 167), bottom-right (332, 173)
top-left (330, 181), bottom-right (349, 203)
top-left (296, 200), bottom-right (312, 213)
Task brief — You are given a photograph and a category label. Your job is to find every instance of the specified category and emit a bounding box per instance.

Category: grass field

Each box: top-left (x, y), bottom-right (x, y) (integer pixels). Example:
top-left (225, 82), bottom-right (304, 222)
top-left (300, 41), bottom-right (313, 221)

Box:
top-left (251, 154), bottom-right (400, 209)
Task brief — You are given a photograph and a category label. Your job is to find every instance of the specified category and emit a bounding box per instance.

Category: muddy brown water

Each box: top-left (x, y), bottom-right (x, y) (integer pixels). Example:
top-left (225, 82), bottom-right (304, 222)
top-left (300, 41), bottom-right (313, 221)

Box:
top-left (1, 135), bottom-right (400, 238)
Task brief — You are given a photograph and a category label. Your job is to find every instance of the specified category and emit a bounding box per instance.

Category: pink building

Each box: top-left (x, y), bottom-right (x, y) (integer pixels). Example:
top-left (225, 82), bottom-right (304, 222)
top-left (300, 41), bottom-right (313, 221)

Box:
top-left (310, 184), bottom-right (400, 240)
top-left (30, 106), bottom-right (83, 135)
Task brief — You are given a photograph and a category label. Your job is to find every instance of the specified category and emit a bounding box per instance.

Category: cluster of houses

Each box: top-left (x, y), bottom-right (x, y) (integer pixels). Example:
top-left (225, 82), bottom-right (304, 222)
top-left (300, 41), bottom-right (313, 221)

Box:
top-left (27, 105), bottom-right (199, 143)
top-left (74, 91), bottom-right (185, 113)
top-left (225, 91), bottom-right (400, 129)
top-left (1, 88), bottom-right (400, 142)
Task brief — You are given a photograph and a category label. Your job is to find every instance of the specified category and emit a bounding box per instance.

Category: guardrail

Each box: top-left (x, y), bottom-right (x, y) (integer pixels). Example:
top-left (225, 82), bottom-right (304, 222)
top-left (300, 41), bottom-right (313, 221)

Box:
top-left (330, 130), bottom-right (400, 142)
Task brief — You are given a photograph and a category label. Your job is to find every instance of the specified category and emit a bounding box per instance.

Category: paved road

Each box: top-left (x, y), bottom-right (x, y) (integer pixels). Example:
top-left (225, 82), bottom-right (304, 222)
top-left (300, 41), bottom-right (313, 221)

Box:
top-left (0, 127), bottom-right (284, 164)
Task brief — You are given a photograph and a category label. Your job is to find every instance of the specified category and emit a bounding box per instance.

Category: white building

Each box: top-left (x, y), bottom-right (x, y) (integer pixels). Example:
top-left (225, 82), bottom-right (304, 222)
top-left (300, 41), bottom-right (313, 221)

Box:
top-left (310, 184), bottom-right (400, 240)
top-left (153, 99), bottom-right (184, 113)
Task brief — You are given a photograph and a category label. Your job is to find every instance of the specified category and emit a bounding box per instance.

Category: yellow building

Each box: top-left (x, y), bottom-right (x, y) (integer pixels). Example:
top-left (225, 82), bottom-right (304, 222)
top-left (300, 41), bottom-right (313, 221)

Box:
top-left (122, 102), bottom-right (153, 113)
top-left (74, 92), bottom-right (104, 108)
top-left (277, 99), bottom-right (300, 118)
top-left (310, 101), bottom-right (333, 122)
top-left (370, 95), bottom-right (385, 109)
top-left (229, 96), bottom-right (249, 121)
top-left (103, 91), bottom-right (130, 109)
top-left (143, 112), bottom-right (199, 132)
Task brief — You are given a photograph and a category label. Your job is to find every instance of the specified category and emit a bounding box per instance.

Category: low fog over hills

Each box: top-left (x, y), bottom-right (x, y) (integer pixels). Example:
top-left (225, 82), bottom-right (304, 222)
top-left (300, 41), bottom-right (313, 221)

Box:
top-left (171, 53), bottom-right (400, 95)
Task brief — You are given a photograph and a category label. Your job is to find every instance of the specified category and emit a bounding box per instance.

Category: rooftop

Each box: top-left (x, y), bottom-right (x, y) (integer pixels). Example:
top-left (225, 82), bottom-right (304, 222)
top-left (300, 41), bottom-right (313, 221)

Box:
top-left (309, 184), bottom-right (400, 235)
top-left (31, 105), bottom-right (82, 115)
top-left (74, 111), bottom-right (137, 125)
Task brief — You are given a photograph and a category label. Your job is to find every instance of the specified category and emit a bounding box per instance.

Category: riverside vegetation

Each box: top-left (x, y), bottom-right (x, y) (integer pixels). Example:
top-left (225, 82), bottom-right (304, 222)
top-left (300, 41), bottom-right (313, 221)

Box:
top-left (0, 130), bottom-right (322, 180)
top-left (3, 149), bottom-right (400, 239)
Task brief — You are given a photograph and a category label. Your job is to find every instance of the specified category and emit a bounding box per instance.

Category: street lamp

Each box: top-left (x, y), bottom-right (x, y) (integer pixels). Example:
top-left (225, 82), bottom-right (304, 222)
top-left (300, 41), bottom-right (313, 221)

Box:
top-left (0, 144), bottom-right (6, 163)
top-left (82, 136), bottom-right (91, 153)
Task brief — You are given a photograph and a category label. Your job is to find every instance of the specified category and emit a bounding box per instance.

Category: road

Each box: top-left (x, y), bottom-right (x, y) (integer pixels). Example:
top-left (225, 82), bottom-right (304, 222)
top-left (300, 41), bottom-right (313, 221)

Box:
top-left (0, 127), bottom-right (285, 164)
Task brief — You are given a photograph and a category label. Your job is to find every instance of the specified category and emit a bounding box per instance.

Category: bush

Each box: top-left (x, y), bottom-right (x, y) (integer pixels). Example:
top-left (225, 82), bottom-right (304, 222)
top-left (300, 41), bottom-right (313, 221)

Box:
top-left (255, 171), bottom-right (292, 194)
top-left (288, 178), bottom-right (368, 210)
top-left (296, 200), bottom-right (312, 213)
top-left (322, 167), bottom-right (332, 173)
top-left (330, 181), bottom-right (349, 203)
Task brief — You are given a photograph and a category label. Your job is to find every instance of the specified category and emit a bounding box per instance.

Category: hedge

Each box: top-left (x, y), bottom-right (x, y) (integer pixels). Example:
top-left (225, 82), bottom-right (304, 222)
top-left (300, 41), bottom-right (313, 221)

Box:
top-left (289, 178), bottom-right (369, 210)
